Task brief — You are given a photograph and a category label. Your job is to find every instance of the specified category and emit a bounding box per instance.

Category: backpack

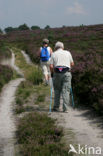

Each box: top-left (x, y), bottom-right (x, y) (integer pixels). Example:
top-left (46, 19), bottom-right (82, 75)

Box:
top-left (40, 47), bottom-right (50, 61)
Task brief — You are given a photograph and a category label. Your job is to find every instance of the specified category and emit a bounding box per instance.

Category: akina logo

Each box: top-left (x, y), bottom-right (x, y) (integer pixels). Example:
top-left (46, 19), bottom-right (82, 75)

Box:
top-left (68, 144), bottom-right (102, 155)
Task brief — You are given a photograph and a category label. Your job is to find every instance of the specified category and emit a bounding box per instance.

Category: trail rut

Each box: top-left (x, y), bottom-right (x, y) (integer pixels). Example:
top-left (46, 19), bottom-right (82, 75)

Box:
top-left (0, 52), bottom-right (24, 156)
top-left (50, 107), bottom-right (103, 155)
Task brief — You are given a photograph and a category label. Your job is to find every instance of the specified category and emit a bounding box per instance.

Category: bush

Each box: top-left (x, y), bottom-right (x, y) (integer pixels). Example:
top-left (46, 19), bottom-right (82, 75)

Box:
top-left (0, 45), bottom-right (12, 60)
top-left (0, 65), bottom-right (13, 92)
top-left (31, 26), bottom-right (40, 30)
top-left (27, 66), bottom-right (43, 85)
top-left (72, 51), bottom-right (103, 111)
top-left (18, 24), bottom-right (30, 31)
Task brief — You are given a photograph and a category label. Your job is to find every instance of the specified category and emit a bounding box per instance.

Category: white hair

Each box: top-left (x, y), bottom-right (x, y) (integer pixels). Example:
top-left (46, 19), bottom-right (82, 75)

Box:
top-left (55, 41), bottom-right (64, 50)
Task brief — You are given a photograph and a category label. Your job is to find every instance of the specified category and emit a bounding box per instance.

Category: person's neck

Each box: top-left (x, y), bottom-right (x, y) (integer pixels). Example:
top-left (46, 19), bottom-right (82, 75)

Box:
top-left (57, 48), bottom-right (63, 50)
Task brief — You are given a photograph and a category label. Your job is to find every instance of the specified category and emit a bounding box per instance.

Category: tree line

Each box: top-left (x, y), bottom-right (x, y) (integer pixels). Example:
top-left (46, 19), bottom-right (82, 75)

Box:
top-left (0, 24), bottom-right (50, 34)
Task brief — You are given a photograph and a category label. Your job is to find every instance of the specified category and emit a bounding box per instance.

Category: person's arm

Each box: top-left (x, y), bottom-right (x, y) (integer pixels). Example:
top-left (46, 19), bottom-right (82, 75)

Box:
top-left (50, 64), bottom-right (54, 73)
top-left (71, 62), bottom-right (74, 67)
top-left (69, 52), bottom-right (74, 68)
top-left (50, 64), bottom-right (54, 78)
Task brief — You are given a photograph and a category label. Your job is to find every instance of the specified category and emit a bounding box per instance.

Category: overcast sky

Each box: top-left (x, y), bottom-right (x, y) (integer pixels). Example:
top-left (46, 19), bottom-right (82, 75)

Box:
top-left (0, 0), bottom-right (103, 29)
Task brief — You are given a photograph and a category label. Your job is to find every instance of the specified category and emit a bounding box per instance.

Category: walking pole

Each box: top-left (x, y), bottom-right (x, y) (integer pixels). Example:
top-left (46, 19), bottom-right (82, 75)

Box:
top-left (70, 87), bottom-right (75, 108)
top-left (49, 77), bottom-right (53, 113)
top-left (49, 86), bottom-right (52, 112)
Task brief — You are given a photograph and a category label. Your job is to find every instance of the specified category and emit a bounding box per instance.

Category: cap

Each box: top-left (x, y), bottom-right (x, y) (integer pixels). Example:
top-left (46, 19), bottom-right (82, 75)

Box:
top-left (42, 38), bottom-right (49, 44)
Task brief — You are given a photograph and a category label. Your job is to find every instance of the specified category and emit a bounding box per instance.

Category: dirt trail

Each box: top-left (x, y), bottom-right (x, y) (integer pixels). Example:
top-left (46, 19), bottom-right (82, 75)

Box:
top-left (0, 50), bottom-right (33, 156)
top-left (0, 78), bottom-right (24, 156)
top-left (21, 50), bottom-right (33, 65)
top-left (0, 52), bottom-right (24, 156)
top-left (50, 106), bottom-right (103, 155)
top-left (1, 52), bottom-right (23, 76)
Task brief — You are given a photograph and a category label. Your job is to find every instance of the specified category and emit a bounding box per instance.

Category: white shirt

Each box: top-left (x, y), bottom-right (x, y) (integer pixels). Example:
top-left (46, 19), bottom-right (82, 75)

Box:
top-left (50, 48), bottom-right (74, 68)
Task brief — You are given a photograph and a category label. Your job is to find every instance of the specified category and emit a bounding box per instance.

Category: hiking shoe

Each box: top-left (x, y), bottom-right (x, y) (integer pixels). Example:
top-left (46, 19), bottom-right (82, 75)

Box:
top-left (43, 80), bottom-right (48, 86)
top-left (63, 110), bottom-right (69, 113)
top-left (52, 108), bottom-right (59, 112)
top-left (64, 110), bottom-right (69, 113)
top-left (45, 80), bottom-right (49, 85)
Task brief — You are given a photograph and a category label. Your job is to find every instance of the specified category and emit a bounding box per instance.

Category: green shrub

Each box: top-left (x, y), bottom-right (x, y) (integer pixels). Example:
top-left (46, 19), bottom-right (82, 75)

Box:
top-left (0, 45), bottom-right (11, 60)
top-left (0, 65), bottom-right (13, 92)
top-left (27, 67), bottom-right (43, 85)
top-left (16, 98), bottom-right (23, 106)
top-left (15, 81), bottom-right (34, 105)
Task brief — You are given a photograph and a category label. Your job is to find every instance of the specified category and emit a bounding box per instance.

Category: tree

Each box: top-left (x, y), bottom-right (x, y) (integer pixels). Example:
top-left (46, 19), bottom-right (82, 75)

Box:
top-left (12, 27), bottom-right (19, 31)
top-left (31, 26), bottom-right (40, 30)
top-left (0, 28), bottom-right (3, 34)
top-left (62, 25), bottom-right (66, 28)
top-left (18, 24), bottom-right (30, 31)
top-left (4, 27), bottom-right (19, 33)
top-left (45, 25), bottom-right (50, 29)
top-left (4, 27), bottom-right (14, 33)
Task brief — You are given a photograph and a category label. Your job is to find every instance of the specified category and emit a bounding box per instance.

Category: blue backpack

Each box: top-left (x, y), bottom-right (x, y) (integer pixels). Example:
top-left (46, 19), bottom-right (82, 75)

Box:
top-left (40, 47), bottom-right (50, 61)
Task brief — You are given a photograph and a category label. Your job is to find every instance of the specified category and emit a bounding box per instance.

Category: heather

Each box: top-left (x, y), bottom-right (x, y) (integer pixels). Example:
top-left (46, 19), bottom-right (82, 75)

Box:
top-left (0, 43), bottom-right (11, 61)
top-left (16, 113), bottom-right (70, 156)
top-left (0, 64), bottom-right (13, 92)
top-left (72, 51), bottom-right (103, 111)
top-left (0, 24), bottom-right (103, 111)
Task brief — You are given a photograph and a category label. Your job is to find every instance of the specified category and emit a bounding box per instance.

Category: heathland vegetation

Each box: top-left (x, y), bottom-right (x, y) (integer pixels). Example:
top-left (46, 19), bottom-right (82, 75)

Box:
top-left (1, 24), bottom-right (102, 112)
top-left (0, 24), bottom-right (103, 155)
top-left (0, 44), bottom-right (13, 91)
top-left (0, 64), bottom-right (13, 92)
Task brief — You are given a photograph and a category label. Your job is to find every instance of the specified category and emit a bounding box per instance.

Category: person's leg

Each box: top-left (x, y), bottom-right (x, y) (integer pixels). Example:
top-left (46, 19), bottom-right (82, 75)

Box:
top-left (62, 72), bottom-right (71, 112)
top-left (41, 62), bottom-right (48, 84)
top-left (46, 61), bottom-right (51, 84)
top-left (44, 74), bottom-right (48, 81)
top-left (53, 73), bottom-right (62, 111)
top-left (53, 90), bottom-right (61, 111)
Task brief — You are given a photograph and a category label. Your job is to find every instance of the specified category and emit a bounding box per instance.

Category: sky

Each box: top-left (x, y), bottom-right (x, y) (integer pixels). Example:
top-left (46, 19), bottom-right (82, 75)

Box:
top-left (0, 0), bottom-right (103, 29)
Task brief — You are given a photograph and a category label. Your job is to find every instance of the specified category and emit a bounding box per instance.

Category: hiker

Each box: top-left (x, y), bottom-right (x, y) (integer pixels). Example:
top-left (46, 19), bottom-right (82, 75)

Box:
top-left (50, 41), bottom-right (74, 112)
top-left (38, 38), bottom-right (53, 85)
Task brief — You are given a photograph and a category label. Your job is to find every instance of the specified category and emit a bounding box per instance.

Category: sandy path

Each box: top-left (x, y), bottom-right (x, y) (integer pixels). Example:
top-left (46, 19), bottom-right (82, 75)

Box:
top-left (21, 50), bottom-right (33, 65)
top-left (50, 106), bottom-right (103, 155)
top-left (0, 78), bottom-right (24, 156)
top-left (1, 52), bottom-right (23, 77)
top-left (0, 52), bottom-right (24, 156)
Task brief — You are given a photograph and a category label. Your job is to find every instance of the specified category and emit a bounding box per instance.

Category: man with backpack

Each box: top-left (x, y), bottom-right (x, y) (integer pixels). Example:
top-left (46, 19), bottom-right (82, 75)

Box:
top-left (50, 41), bottom-right (74, 112)
top-left (39, 38), bottom-right (53, 85)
